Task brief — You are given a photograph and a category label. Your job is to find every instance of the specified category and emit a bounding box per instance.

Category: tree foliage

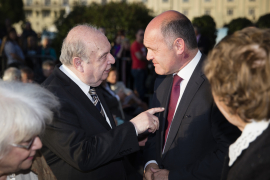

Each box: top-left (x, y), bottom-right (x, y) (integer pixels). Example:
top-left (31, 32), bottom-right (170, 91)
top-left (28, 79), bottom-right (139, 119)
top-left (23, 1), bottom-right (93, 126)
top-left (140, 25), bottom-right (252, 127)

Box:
top-left (226, 18), bottom-right (253, 35)
top-left (0, 0), bottom-right (25, 26)
top-left (256, 13), bottom-right (270, 29)
top-left (52, 2), bottom-right (153, 53)
top-left (192, 15), bottom-right (217, 50)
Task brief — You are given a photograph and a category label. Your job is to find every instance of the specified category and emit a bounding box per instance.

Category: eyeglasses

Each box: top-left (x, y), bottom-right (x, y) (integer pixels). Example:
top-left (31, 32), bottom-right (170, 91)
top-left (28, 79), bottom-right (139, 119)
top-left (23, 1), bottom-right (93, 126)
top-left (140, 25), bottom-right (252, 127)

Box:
top-left (11, 136), bottom-right (36, 150)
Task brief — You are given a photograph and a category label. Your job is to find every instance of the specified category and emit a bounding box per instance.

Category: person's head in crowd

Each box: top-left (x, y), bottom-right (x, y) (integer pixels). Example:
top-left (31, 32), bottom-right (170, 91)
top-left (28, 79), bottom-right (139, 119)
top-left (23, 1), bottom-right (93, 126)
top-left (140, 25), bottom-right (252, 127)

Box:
top-left (193, 25), bottom-right (200, 36)
top-left (136, 29), bottom-right (144, 43)
top-left (25, 22), bottom-right (32, 31)
top-left (4, 18), bottom-right (12, 32)
top-left (144, 10), bottom-right (198, 75)
top-left (7, 28), bottom-right (18, 42)
top-left (27, 36), bottom-right (37, 50)
top-left (204, 27), bottom-right (270, 131)
top-left (42, 60), bottom-right (55, 78)
top-left (59, 24), bottom-right (115, 87)
top-left (0, 81), bottom-right (59, 177)
top-left (20, 67), bottom-right (34, 83)
top-left (2, 67), bottom-right (21, 81)
top-left (41, 36), bottom-right (50, 49)
top-left (122, 38), bottom-right (130, 50)
top-left (107, 67), bottom-right (118, 85)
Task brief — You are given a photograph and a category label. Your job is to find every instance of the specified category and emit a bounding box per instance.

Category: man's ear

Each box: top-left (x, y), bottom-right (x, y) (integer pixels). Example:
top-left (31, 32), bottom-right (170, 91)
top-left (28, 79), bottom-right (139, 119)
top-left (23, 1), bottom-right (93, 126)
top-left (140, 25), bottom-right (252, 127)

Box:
top-left (173, 38), bottom-right (185, 55)
top-left (73, 57), bottom-right (84, 73)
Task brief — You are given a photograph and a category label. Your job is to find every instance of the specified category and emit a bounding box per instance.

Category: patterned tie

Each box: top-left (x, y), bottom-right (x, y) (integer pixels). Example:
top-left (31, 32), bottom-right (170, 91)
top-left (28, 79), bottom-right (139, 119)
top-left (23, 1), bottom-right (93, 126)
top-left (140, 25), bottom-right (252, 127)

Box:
top-left (89, 87), bottom-right (105, 117)
top-left (164, 75), bottom-right (183, 148)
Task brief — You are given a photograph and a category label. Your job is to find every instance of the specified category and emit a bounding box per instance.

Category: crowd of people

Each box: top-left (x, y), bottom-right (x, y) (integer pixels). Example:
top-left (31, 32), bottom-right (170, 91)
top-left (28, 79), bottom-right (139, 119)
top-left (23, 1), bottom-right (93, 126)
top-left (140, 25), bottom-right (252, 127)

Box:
top-left (0, 10), bottom-right (270, 180)
top-left (0, 20), bottom-right (57, 84)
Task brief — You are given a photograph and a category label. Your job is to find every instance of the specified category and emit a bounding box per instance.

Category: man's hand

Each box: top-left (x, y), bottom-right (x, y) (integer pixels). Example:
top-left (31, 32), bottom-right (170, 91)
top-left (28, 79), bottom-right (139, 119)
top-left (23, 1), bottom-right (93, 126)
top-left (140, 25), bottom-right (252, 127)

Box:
top-left (130, 107), bottom-right (164, 134)
top-left (143, 163), bottom-right (159, 180)
top-left (151, 168), bottom-right (169, 180)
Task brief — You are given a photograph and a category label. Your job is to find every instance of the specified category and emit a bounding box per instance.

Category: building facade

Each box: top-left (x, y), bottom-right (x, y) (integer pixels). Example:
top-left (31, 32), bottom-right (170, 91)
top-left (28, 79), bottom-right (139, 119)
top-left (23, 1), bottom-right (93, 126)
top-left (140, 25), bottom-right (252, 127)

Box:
top-left (15, 0), bottom-right (270, 34)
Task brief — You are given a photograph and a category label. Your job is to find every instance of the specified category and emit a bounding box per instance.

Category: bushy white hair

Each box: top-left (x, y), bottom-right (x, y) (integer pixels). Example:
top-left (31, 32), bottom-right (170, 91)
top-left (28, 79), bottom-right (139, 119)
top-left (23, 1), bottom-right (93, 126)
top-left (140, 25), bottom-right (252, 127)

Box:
top-left (0, 81), bottom-right (60, 158)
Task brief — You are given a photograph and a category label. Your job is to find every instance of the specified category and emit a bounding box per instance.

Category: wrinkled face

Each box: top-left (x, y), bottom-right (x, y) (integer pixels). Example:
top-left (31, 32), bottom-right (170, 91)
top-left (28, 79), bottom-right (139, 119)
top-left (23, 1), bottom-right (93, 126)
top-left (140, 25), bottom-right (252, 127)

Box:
top-left (82, 34), bottom-right (115, 87)
top-left (107, 70), bottom-right (117, 84)
top-left (144, 28), bottom-right (179, 75)
top-left (0, 137), bottom-right (42, 174)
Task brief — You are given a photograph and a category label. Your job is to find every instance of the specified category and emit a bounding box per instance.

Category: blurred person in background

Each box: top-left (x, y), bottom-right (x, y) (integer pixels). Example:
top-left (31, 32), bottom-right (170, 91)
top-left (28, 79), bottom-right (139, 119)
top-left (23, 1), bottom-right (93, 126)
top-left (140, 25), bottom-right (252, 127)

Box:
top-left (0, 81), bottom-right (59, 180)
top-left (20, 66), bottom-right (34, 83)
top-left (3, 28), bottom-right (25, 67)
top-left (21, 22), bottom-right (37, 52)
top-left (42, 60), bottom-right (55, 78)
top-left (130, 29), bottom-right (147, 100)
top-left (193, 26), bottom-right (210, 55)
top-left (204, 27), bottom-right (270, 180)
top-left (24, 36), bottom-right (40, 70)
top-left (40, 37), bottom-right (57, 62)
top-left (2, 67), bottom-right (21, 81)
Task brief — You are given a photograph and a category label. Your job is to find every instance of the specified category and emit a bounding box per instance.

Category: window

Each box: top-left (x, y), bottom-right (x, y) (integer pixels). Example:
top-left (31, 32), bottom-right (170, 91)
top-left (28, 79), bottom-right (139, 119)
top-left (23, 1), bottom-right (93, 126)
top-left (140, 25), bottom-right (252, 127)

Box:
top-left (227, 0), bottom-right (233, 2)
top-left (81, 0), bottom-right (87, 5)
top-left (42, 10), bottom-right (51, 17)
top-left (249, 8), bottom-right (255, 16)
top-left (205, 0), bottom-right (210, 2)
top-left (54, 11), bottom-right (57, 17)
top-left (36, 11), bottom-right (39, 17)
top-left (63, 0), bottom-right (69, 5)
top-left (25, 10), bottom-right (32, 17)
top-left (142, 0), bottom-right (147, 2)
top-left (249, 0), bottom-right (255, 1)
top-left (163, 0), bottom-right (168, 2)
top-left (183, 9), bottom-right (189, 16)
top-left (26, 0), bottom-right (32, 6)
top-left (227, 8), bottom-right (233, 15)
top-left (44, 0), bottom-right (51, 6)
top-left (183, 0), bottom-right (189, 2)
top-left (205, 9), bottom-right (211, 15)
top-left (101, 0), bottom-right (107, 5)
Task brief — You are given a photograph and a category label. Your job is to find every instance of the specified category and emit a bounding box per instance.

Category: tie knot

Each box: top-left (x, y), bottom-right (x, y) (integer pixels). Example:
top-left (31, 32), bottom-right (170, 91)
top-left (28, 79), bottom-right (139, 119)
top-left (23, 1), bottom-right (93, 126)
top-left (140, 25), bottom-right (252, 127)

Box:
top-left (173, 75), bottom-right (182, 86)
top-left (89, 87), bottom-right (96, 95)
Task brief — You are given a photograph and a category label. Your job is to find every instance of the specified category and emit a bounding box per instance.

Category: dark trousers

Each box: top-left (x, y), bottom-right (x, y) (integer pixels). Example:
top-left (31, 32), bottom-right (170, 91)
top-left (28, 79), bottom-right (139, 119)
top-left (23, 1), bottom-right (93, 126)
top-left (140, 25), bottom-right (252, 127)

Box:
top-left (131, 69), bottom-right (147, 100)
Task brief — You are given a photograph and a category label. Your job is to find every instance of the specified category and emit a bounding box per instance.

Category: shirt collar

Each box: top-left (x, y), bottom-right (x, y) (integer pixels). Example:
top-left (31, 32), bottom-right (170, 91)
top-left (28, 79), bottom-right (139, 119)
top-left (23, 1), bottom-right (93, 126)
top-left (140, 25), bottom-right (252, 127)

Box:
top-left (228, 120), bottom-right (270, 166)
top-left (176, 50), bottom-right (202, 80)
top-left (59, 64), bottom-right (91, 95)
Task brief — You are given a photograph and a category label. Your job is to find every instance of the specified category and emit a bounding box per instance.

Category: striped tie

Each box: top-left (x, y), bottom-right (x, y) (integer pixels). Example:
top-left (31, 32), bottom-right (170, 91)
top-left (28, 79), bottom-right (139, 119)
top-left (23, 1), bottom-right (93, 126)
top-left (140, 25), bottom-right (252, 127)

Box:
top-left (89, 87), bottom-right (105, 117)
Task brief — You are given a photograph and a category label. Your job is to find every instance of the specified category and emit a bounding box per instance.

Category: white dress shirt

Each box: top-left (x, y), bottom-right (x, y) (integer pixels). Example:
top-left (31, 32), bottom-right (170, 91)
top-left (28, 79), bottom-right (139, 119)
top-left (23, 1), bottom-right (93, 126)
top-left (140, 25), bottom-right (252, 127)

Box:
top-left (145, 50), bottom-right (202, 169)
top-left (229, 119), bottom-right (270, 166)
top-left (60, 65), bottom-right (112, 128)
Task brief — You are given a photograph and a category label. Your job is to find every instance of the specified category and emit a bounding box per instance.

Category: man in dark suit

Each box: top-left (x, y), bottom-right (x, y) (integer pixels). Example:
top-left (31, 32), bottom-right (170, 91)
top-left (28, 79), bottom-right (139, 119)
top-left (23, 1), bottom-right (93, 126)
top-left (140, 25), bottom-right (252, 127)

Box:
top-left (41, 24), bottom-right (163, 180)
top-left (143, 11), bottom-right (240, 180)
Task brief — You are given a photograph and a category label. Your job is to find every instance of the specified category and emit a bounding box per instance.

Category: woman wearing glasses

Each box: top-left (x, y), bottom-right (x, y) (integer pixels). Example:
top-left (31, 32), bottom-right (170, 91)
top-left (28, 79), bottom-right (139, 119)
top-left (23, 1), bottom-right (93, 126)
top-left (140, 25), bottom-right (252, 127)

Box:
top-left (0, 81), bottom-right (59, 180)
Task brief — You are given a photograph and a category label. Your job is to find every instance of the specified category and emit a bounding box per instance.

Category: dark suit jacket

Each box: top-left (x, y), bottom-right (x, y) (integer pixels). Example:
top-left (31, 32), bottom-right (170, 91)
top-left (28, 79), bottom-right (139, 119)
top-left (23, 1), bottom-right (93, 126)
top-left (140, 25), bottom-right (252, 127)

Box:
top-left (144, 55), bottom-right (240, 180)
top-left (99, 85), bottom-right (124, 119)
top-left (221, 124), bottom-right (270, 180)
top-left (41, 65), bottom-right (140, 180)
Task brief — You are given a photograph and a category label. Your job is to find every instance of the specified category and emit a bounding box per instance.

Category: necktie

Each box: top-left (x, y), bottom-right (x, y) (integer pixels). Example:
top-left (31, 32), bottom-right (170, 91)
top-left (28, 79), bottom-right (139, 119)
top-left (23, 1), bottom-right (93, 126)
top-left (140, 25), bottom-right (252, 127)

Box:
top-left (89, 87), bottom-right (105, 117)
top-left (164, 75), bottom-right (183, 148)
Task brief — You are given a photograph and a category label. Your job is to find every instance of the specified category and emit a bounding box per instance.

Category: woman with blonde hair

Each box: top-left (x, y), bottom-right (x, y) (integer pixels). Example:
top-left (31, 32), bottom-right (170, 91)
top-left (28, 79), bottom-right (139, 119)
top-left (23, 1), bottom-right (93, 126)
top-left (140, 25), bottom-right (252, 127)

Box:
top-left (0, 81), bottom-right (59, 180)
top-left (204, 27), bottom-right (270, 180)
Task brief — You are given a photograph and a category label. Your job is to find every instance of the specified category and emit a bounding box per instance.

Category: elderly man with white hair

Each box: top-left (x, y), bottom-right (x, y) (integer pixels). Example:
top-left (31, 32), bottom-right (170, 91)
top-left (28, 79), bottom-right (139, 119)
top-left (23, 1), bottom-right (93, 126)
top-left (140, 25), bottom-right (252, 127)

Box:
top-left (41, 24), bottom-right (164, 180)
top-left (2, 67), bottom-right (21, 81)
top-left (0, 81), bottom-right (59, 180)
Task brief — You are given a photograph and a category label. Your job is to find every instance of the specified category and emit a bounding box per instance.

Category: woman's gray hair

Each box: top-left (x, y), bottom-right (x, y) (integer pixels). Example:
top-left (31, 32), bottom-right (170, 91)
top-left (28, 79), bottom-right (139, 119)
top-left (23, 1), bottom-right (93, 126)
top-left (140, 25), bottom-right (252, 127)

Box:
top-left (0, 81), bottom-right (60, 158)
top-left (59, 24), bottom-right (100, 65)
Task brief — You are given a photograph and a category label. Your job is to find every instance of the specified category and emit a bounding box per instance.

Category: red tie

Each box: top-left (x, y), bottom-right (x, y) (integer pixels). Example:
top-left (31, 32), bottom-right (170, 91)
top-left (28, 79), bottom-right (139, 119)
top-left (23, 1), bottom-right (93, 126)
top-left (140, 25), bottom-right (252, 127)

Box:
top-left (164, 75), bottom-right (183, 148)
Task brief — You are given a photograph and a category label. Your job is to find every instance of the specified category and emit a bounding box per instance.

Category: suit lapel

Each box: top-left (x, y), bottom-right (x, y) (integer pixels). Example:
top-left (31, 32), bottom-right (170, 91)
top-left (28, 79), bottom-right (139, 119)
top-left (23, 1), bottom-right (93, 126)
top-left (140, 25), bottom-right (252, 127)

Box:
top-left (96, 86), bottom-right (116, 128)
top-left (162, 56), bottom-right (206, 158)
top-left (53, 66), bottom-right (112, 131)
top-left (155, 75), bottom-right (174, 157)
